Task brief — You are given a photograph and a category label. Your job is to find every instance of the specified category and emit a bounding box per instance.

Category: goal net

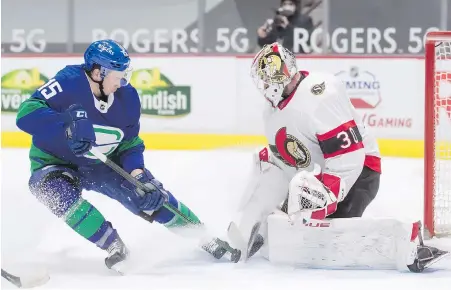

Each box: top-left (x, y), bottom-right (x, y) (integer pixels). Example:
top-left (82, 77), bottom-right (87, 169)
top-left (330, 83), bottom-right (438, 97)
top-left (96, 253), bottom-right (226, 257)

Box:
top-left (424, 31), bottom-right (451, 238)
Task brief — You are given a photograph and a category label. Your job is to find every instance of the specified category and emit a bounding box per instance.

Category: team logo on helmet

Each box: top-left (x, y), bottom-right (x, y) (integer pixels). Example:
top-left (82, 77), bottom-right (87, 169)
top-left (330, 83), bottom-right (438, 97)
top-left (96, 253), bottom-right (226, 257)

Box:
top-left (257, 46), bottom-right (291, 84)
top-left (269, 127), bottom-right (311, 168)
top-left (97, 42), bottom-right (114, 55)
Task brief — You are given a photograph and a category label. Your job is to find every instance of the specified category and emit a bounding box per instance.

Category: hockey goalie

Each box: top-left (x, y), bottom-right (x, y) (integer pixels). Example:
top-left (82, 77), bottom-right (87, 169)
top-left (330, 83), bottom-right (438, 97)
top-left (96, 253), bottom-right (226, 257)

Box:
top-left (213, 42), bottom-right (449, 272)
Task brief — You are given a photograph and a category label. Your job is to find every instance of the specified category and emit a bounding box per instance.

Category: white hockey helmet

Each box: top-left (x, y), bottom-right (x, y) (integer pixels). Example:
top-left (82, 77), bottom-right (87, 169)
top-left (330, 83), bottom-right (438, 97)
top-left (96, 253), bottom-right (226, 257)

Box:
top-left (250, 42), bottom-right (298, 107)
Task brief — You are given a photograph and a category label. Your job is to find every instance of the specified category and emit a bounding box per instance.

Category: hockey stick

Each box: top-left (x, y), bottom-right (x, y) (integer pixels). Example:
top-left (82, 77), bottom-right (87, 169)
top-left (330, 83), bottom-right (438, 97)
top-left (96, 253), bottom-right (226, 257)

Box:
top-left (1, 268), bottom-right (49, 288)
top-left (89, 147), bottom-right (242, 262)
top-left (89, 147), bottom-right (199, 225)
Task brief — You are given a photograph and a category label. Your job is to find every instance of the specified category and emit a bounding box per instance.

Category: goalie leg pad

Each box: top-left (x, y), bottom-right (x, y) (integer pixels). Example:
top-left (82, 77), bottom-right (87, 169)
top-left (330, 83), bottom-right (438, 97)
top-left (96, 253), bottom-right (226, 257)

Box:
top-left (229, 147), bottom-right (290, 258)
top-left (267, 213), bottom-right (430, 272)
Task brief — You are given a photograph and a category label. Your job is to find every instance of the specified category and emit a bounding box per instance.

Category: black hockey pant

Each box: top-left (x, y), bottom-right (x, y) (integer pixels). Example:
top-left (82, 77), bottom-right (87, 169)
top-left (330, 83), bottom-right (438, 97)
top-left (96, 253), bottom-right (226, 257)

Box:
top-left (327, 166), bottom-right (380, 218)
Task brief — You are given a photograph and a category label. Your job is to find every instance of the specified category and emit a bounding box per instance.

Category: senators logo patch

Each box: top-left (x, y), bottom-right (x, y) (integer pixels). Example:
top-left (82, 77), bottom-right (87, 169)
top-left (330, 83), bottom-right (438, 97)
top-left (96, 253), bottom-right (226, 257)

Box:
top-left (311, 81), bottom-right (325, 95)
top-left (269, 127), bottom-right (311, 168)
top-left (257, 51), bottom-right (291, 84)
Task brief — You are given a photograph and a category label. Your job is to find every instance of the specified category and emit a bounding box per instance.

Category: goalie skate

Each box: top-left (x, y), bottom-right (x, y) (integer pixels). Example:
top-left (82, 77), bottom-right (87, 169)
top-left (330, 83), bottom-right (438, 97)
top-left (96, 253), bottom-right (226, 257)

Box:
top-left (227, 221), bottom-right (263, 261)
top-left (248, 233), bottom-right (265, 258)
top-left (407, 245), bottom-right (450, 273)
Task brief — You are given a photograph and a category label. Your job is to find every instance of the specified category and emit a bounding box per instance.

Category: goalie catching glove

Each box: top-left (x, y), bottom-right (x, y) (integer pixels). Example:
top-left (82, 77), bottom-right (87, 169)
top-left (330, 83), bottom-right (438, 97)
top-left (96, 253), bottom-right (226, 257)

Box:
top-left (287, 166), bottom-right (345, 218)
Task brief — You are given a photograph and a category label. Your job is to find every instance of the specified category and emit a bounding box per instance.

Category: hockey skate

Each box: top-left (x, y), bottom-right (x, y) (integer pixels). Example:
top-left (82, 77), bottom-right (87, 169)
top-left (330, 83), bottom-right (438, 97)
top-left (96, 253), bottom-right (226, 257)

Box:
top-left (247, 233), bottom-right (265, 258)
top-left (201, 237), bottom-right (241, 263)
top-left (105, 236), bottom-right (129, 273)
top-left (407, 244), bottom-right (450, 273)
top-left (406, 223), bottom-right (450, 273)
top-left (201, 232), bottom-right (265, 263)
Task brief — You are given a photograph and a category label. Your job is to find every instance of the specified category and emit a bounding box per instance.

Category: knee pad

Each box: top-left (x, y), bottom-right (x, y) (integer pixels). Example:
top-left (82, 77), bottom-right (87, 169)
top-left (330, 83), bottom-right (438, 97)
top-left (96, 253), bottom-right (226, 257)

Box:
top-left (237, 147), bottom-right (289, 212)
top-left (29, 166), bottom-right (82, 217)
top-left (229, 147), bottom-right (290, 248)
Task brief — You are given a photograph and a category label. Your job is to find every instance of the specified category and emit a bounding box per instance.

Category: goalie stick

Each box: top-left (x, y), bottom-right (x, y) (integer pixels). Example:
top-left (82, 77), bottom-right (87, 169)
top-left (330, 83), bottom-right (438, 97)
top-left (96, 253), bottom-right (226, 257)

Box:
top-left (1, 268), bottom-right (49, 288)
top-left (88, 147), bottom-right (241, 262)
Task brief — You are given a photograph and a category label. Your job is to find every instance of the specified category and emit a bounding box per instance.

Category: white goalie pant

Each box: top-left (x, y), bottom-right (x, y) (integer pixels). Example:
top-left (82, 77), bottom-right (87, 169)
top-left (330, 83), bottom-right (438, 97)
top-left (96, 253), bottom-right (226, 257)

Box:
top-left (265, 211), bottom-right (420, 272)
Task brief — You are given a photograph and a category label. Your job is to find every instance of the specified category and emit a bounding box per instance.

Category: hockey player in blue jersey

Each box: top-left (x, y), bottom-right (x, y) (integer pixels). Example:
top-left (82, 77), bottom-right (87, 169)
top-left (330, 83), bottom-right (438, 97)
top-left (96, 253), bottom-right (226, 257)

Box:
top-left (16, 39), bottom-right (218, 271)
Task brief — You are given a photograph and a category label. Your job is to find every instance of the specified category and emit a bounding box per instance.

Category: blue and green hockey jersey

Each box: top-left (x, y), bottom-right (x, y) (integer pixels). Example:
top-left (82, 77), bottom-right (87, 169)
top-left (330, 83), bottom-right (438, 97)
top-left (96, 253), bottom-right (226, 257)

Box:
top-left (16, 65), bottom-right (145, 173)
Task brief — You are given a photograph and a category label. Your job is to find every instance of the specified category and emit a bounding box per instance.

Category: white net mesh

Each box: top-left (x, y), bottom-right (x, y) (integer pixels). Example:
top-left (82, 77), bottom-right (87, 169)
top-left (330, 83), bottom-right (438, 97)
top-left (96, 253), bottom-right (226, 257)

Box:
top-left (433, 41), bottom-right (451, 235)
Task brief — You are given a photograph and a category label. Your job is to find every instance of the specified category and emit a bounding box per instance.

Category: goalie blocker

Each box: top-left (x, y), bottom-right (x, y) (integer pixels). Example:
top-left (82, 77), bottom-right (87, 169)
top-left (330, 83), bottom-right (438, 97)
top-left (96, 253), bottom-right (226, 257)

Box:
top-left (264, 212), bottom-right (449, 272)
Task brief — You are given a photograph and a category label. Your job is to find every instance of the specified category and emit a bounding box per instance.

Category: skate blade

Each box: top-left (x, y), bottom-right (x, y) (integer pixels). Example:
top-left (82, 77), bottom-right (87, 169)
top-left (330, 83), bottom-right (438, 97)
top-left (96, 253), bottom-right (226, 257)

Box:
top-left (423, 251), bottom-right (450, 269)
top-left (109, 259), bottom-right (130, 276)
top-left (109, 266), bottom-right (125, 276)
top-left (227, 222), bottom-right (247, 262)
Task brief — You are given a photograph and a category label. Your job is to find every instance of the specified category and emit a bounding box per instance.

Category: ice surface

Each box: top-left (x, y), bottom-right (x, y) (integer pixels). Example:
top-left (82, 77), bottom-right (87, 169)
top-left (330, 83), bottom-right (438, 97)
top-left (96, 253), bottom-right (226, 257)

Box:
top-left (1, 149), bottom-right (450, 290)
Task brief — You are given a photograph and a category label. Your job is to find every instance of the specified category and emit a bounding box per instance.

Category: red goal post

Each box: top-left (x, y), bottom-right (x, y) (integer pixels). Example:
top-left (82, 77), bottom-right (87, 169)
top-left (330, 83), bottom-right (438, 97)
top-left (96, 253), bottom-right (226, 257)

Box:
top-left (424, 31), bottom-right (451, 238)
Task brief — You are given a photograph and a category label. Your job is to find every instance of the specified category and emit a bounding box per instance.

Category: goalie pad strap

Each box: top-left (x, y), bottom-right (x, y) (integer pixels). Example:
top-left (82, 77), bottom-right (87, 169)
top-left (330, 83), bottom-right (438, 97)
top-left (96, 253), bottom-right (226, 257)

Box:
top-left (258, 147), bottom-right (270, 162)
top-left (311, 202), bottom-right (337, 220)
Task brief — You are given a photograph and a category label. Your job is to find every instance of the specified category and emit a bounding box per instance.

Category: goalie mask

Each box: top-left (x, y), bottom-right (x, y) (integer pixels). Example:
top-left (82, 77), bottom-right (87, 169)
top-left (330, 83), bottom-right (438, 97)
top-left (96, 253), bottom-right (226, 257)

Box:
top-left (250, 42), bottom-right (298, 107)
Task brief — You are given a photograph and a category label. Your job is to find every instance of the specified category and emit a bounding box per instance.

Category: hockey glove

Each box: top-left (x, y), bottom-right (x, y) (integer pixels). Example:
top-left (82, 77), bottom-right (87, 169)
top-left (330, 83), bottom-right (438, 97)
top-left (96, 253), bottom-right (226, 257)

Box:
top-left (121, 169), bottom-right (167, 212)
top-left (63, 104), bottom-right (96, 157)
top-left (287, 168), bottom-right (340, 218)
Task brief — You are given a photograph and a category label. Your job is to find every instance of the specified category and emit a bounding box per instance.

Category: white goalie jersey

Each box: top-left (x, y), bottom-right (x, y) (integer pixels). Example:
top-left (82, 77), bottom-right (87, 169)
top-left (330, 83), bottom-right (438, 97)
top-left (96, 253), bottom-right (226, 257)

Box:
top-left (228, 43), bottom-right (448, 271)
top-left (262, 71), bottom-right (381, 218)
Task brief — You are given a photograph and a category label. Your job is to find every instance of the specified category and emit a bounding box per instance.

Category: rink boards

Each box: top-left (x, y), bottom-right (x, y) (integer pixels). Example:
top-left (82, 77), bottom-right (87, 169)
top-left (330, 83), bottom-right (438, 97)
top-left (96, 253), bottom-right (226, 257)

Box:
top-left (1, 55), bottom-right (450, 158)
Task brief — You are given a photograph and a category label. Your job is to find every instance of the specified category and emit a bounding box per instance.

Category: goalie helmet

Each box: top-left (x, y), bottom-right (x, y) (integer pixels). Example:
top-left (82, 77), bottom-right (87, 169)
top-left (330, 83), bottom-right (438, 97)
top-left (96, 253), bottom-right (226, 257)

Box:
top-left (250, 42), bottom-right (298, 107)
